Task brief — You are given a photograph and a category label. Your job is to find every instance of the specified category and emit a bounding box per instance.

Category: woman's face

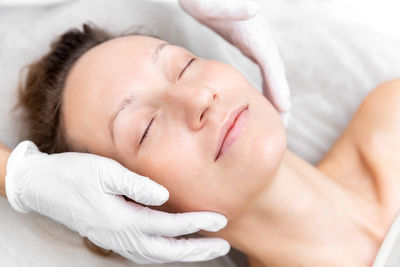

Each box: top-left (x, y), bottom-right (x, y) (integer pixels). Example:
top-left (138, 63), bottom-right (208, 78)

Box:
top-left (63, 35), bottom-right (286, 218)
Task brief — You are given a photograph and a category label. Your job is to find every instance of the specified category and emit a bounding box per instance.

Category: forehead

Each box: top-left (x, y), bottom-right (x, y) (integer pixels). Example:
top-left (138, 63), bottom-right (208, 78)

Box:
top-left (62, 35), bottom-right (164, 153)
top-left (67, 35), bottom-right (163, 83)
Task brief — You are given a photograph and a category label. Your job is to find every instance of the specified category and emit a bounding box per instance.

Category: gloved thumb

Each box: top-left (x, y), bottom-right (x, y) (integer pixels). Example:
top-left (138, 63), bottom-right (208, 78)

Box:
top-left (179, 0), bottom-right (259, 21)
top-left (98, 160), bottom-right (169, 206)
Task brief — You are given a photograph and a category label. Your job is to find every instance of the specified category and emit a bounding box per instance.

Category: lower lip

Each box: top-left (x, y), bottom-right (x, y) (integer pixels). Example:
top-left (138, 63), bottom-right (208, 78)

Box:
top-left (218, 107), bottom-right (249, 159)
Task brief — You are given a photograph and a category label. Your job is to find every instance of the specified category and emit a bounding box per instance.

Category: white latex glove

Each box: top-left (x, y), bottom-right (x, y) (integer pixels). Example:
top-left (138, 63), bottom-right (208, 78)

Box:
top-left (5, 141), bottom-right (229, 264)
top-left (178, 0), bottom-right (291, 125)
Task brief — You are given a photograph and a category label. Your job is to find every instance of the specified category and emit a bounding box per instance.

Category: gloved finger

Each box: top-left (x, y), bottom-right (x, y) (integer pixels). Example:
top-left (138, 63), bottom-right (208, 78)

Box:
top-left (137, 208), bottom-right (228, 236)
top-left (179, 0), bottom-right (259, 21)
top-left (119, 235), bottom-right (230, 263)
top-left (97, 160), bottom-right (169, 206)
top-left (223, 14), bottom-right (290, 114)
top-left (261, 67), bottom-right (292, 114)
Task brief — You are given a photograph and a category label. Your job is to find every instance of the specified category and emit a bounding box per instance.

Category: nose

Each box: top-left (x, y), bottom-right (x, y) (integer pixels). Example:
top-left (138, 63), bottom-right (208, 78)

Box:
top-left (165, 84), bottom-right (218, 130)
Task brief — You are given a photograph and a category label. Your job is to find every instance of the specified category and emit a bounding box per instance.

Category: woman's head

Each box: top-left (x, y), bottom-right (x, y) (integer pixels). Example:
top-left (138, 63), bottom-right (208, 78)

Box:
top-left (19, 24), bottom-right (113, 154)
top-left (19, 24), bottom-right (287, 219)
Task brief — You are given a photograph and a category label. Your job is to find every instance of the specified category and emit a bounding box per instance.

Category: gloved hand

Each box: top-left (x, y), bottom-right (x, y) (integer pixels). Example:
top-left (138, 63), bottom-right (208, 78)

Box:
top-left (5, 141), bottom-right (229, 264)
top-left (178, 0), bottom-right (291, 125)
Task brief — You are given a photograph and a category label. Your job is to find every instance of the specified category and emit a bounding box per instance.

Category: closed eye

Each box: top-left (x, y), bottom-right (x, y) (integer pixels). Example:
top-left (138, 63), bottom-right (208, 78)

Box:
top-left (178, 57), bottom-right (196, 80)
top-left (139, 116), bottom-right (155, 145)
top-left (139, 58), bottom-right (196, 146)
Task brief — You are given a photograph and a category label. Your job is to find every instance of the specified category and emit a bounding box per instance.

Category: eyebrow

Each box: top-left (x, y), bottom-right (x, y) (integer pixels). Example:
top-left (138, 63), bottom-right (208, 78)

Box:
top-left (152, 42), bottom-right (170, 64)
top-left (109, 42), bottom-right (170, 145)
top-left (109, 92), bottom-right (135, 144)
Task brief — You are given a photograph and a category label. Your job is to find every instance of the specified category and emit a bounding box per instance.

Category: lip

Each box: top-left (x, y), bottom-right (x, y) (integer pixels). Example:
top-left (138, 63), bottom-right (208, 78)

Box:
top-left (215, 104), bottom-right (249, 161)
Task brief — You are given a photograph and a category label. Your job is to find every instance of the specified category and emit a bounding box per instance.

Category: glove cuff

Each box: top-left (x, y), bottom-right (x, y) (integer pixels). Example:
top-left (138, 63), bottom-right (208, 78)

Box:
top-left (5, 140), bottom-right (39, 213)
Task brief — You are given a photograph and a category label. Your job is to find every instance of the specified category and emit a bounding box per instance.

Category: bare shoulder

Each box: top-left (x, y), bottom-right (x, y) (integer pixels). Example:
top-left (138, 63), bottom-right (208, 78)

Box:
top-left (318, 78), bottom-right (400, 204)
top-left (354, 79), bottom-right (400, 133)
top-left (350, 78), bottom-right (400, 148)
top-left (350, 78), bottom-right (400, 193)
top-left (317, 79), bottom-right (400, 230)
top-left (350, 79), bottom-right (400, 224)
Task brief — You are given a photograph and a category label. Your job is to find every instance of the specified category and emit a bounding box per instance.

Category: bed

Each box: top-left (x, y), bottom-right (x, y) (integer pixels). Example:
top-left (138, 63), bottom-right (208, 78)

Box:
top-left (1, 0), bottom-right (399, 266)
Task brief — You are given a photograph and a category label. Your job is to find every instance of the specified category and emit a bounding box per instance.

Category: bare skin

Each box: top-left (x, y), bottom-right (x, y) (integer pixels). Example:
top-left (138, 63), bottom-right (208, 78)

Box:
top-left (2, 77), bottom-right (397, 266)
top-left (318, 79), bottom-right (400, 227)
top-left (50, 33), bottom-right (400, 266)
top-left (61, 35), bottom-right (400, 266)
top-left (208, 79), bottom-right (400, 267)
top-left (1, 32), bottom-right (397, 265)
top-left (0, 143), bottom-right (10, 198)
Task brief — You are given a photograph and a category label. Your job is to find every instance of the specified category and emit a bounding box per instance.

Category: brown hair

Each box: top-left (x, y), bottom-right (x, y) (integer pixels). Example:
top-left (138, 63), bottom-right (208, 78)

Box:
top-left (18, 23), bottom-right (115, 154)
top-left (17, 22), bottom-right (125, 256)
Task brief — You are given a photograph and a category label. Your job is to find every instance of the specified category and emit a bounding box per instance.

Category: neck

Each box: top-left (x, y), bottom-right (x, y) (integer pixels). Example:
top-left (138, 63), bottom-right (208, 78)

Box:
top-left (206, 150), bottom-right (385, 267)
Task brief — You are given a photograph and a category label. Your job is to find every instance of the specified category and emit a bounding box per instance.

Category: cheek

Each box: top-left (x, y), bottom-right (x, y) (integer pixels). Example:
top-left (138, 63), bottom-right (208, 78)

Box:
top-left (139, 136), bottom-right (233, 215)
top-left (135, 132), bottom-right (211, 213)
top-left (247, 94), bottom-right (287, 184)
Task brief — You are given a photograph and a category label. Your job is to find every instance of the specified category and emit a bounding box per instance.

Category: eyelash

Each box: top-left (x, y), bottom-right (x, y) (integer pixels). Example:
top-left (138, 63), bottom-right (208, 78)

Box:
top-left (139, 117), bottom-right (155, 145)
top-left (178, 57), bottom-right (196, 80)
top-left (139, 57), bottom-right (196, 146)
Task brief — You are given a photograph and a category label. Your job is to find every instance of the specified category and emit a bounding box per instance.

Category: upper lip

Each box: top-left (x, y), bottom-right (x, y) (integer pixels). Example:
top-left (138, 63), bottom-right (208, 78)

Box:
top-left (215, 103), bottom-right (249, 161)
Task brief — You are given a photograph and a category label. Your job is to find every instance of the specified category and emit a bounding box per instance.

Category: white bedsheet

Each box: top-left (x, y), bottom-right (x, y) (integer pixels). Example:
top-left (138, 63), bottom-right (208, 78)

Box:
top-left (0, 0), bottom-right (400, 266)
